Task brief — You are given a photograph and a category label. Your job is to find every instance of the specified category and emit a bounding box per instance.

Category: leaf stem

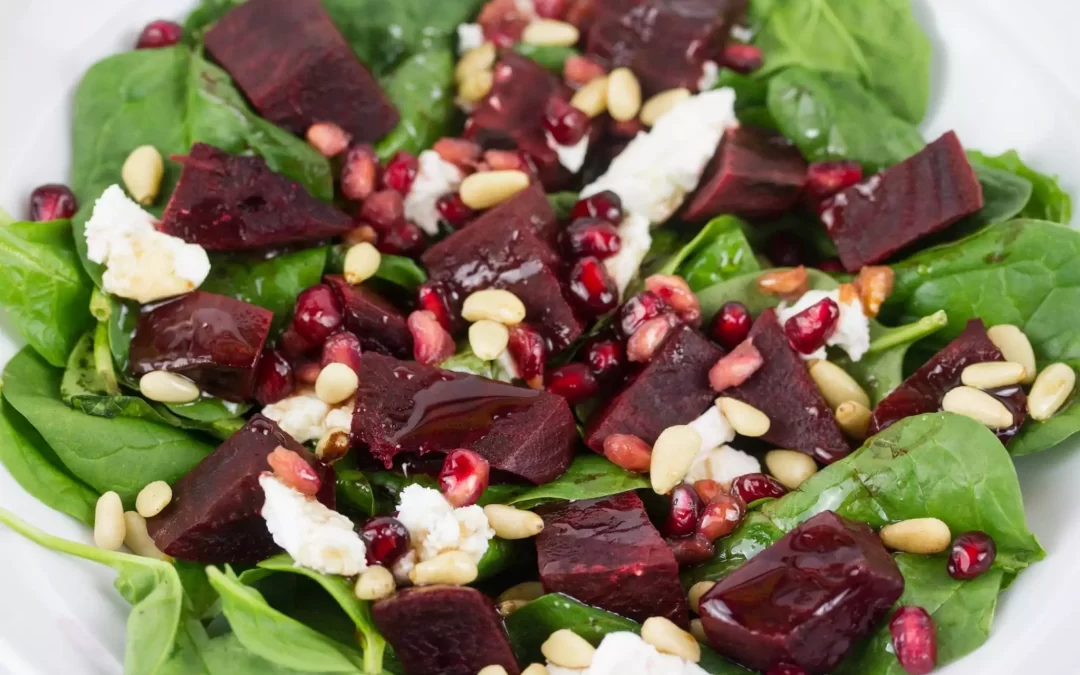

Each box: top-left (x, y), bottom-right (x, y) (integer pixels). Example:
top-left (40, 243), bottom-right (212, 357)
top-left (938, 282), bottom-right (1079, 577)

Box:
top-left (867, 310), bottom-right (948, 355)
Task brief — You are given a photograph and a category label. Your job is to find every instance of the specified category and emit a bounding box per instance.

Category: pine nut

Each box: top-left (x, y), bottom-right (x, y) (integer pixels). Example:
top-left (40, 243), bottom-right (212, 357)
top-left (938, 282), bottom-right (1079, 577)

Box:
top-left (650, 425), bottom-right (702, 494)
top-left (541, 629), bottom-right (595, 669)
top-left (121, 145), bottom-right (165, 205)
top-left (484, 504), bottom-right (545, 539)
top-left (522, 19), bottom-right (580, 47)
top-left (640, 88), bottom-right (691, 126)
top-left (135, 481), bottom-right (172, 518)
top-left (478, 666), bottom-right (509, 675)
top-left (459, 170), bottom-right (530, 210)
top-left (343, 242), bottom-right (381, 285)
top-left (498, 580), bottom-right (545, 604)
top-left (1028, 363), bottom-right (1076, 421)
top-left (809, 361), bottom-right (870, 410)
top-left (987, 325), bottom-right (1037, 384)
top-left (960, 361), bottom-right (1027, 390)
top-left (469, 320), bottom-right (510, 361)
top-left (764, 450), bottom-right (818, 490)
top-left (689, 619), bottom-right (707, 643)
top-left (455, 42), bottom-right (496, 82)
top-left (315, 362), bottom-right (359, 404)
top-left (498, 599), bottom-right (529, 616)
top-left (641, 616), bottom-right (701, 663)
top-left (879, 518), bottom-right (952, 554)
top-left (941, 386), bottom-right (1014, 429)
top-left (757, 266), bottom-right (809, 297)
top-left (462, 289), bottom-right (527, 325)
top-left (306, 122), bottom-right (351, 157)
top-left (315, 428), bottom-right (352, 462)
top-left (123, 512), bottom-right (169, 561)
top-left (835, 400), bottom-right (871, 441)
top-left (717, 397), bottom-right (770, 437)
top-left (522, 665), bottom-right (549, 675)
top-left (688, 581), bottom-right (715, 614)
top-left (459, 69), bottom-right (494, 104)
top-left (570, 76), bottom-right (609, 118)
top-left (139, 370), bottom-right (200, 404)
top-left (94, 492), bottom-right (126, 551)
top-left (354, 565), bottom-right (395, 601)
top-left (409, 551), bottom-right (478, 586)
top-left (607, 68), bottom-right (642, 122)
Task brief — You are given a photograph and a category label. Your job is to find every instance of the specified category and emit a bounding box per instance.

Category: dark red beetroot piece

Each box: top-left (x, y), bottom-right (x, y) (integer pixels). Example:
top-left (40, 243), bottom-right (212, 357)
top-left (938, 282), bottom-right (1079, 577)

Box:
top-left (820, 131), bottom-right (985, 272)
top-left (373, 586), bottom-right (520, 675)
top-left (699, 511), bottom-right (905, 674)
top-left (352, 353), bottom-right (577, 484)
top-left (584, 325), bottom-right (722, 452)
top-left (159, 144), bottom-right (353, 251)
top-left (723, 310), bottom-right (852, 464)
top-left (684, 127), bottom-right (809, 223)
top-left (147, 415), bottom-right (334, 563)
top-left (465, 181), bottom-right (560, 242)
top-left (323, 275), bottom-right (413, 359)
top-left (868, 320), bottom-right (1027, 444)
top-left (129, 292), bottom-right (273, 401)
top-left (536, 492), bottom-right (690, 627)
top-left (204, 0), bottom-right (398, 143)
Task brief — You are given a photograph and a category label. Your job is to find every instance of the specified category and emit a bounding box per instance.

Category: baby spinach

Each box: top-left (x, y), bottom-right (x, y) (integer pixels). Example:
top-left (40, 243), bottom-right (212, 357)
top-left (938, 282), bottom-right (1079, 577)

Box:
top-left (548, 192), bottom-right (580, 220)
top-left (513, 44), bottom-right (579, 74)
top-left (714, 70), bottom-right (775, 129)
top-left (837, 311), bottom-right (948, 404)
top-left (202, 247), bottom-right (328, 331)
top-left (964, 158), bottom-right (1035, 228)
top-left (327, 246), bottom-right (428, 292)
top-left (162, 633), bottom-right (314, 675)
top-left (647, 216), bottom-right (761, 292)
top-left (968, 150), bottom-right (1072, 224)
top-left (336, 470), bottom-right (378, 516)
top-left (1011, 382), bottom-right (1080, 457)
top-left (376, 49), bottom-right (457, 161)
top-left (480, 455), bottom-right (651, 509)
top-left (696, 266), bottom-right (837, 319)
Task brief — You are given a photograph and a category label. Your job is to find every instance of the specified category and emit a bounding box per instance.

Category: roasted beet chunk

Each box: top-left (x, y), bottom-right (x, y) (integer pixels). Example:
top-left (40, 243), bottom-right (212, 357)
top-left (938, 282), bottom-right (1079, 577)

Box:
top-left (147, 415), bottom-right (334, 563)
top-left (475, 182), bottom-right (560, 243)
top-left (204, 0), bottom-right (398, 143)
top-left (536, 492), bottom-right (689, 627)
top-left (323, 275), bottom-right (412, 359)
top-left (373, 586), bottom-right (521, 675)
top-left (699, 511), bottom-right (904, 674)
top-left (869, 319), bottom-right (1027, 443)
top-left (353, 353), bottom-right (576, 484)
top-left (821, 131), bottom-right (984, 272)
top-left (584, 325), bottom-right (722, 452)
top-left (684, 127), bottom-right (809, 222)
top-left (129, 292), bottom-right (273, 401)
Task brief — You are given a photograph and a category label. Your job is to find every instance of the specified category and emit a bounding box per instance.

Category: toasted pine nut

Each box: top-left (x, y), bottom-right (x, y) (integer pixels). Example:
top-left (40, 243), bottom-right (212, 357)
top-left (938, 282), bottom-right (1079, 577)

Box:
top-left (688, 581), bottom-right (715, 615)
top-left (650, 425), bottom-right (702, 494)
top-left (641, 616), bottom-right (701, 663)
top-left (689, 618), bottom-right (707, 643)
top-left (409, 551), bottom-right (478, 586)
top-left (123, 512), bottom-right (169, 560)
top-left (835, 401), bottom-right (871, 441)
top-left (354, 565), bottom-right (395, 601)
top-left (522, 19), bottom-right (580, 47)
top-left (522, 665), bottom-right (549, 675)
top-left (460, 170), bottom-right (530, 210)
top-left (1028, 363), bottom-right (1076, 421)
top-left (135, 481), bottom-right (172, 518)
top-left (121, 145), bottom-right (165, 205)
top-left (756, 266), bottom-right (809, 297)
top-left (498, 599), bottom-right (529, 616)
top-left (484, 504), bottom-right (545, 539)
top-left (717, 397), bottom-right (770, 437)
top-left (879, 518), bottom-right (952, 554)
top-left (498, 580), bottom-right (545, 604)
top-left (306, 122), bottom-right (351, 157)
top-left (469, 320), bottom-right (510, 361)
top-left (462, 289), bottom-right (527, 325)
top-left (94, 492), bottom-right (126, 551)
top-left (455, 42), bottom-right (496, 82)
top-left (315, 362), bottom-right (359, 404)
top-left (315, 428), bottom-right (351, 462)
top-left (570, 76), bottom-right (609, 118)
top-left (607, 68), bottom-right (643, 122)
top-left (541, 629), bottom-right (595, 669)
top-left (478, 666), bottom-right (509, 675)
top-left (640, 88), bottom-right (691, 126)
top-left (809, 361), bottom-right (870, 410)
top-left (139, 370), bottom-right (200, 404)
top-left (764, 450), bottom-right (818, 490)
top-left (343, 242), bottom-right (381, 285)
top-left (853, 266), bottom-right (894, 318)
top-left (941, 386), bottom-right (1014, 429)
top-left (961, 361), bottom-right (1028, 390)
top-left (459, 69), bottom-right (494, 104)
top-left (986, 325), bottom-right (1037, 384)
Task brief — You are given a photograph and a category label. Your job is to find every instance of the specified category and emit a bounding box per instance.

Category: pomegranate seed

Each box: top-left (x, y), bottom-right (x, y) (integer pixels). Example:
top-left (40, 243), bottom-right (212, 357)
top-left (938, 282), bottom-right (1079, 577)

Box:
top-left (433, 137), bottom-right (482, 172)
top-left (889, 606), bottom-right (937, 675)
top-left (306, 122), bottom-right (352, 158)
top-left (693, 479), bottom-right (723, 503)
top-left (28, 184), bottom-right (77, 222)
top-left (817, 258), bottom-right (845, 273)
top-left (435, 193), bottom-right (476, 229)
top-left (292, 284), bottom-right (344, 346)
top-left (343, 224), bottom-right (378, 247)
top-left (947, 531), bottom-right (996, 580)
top-left (663, 484), bottom-right (703, 538)
top-left (341, 144), bottom-right (380, 201)
top-left (408, 310), bottom-right (456, 365)
top-left (627, 315), bottom-right (677, 363)
top-left (697, 494), bottom-right (746, 541)
top-left (378, 220), bottom-right (425, 257)
top-left (267, 447), bottom-right (321, 496)
top-left (709, 339), bottom-right (764, 393)
top-left (360, 190), bottom-right (406, 234)
top-left (439, 448), bottom-right (490, 507)
top-left (806, 160), bottom-right (863, 201)
top-left (709, 301), bottom-right (752, 350)
top-left (358, 516), bottom-right (411, 567)
top-left (135, 20), bottom-right (183, 49)
top-left (584, 337), bottom-right (624, 383)
top-left (618, 291), bottom-right (669, 338)
top-left (546, 363), bottom-right (600, 405)
top-left (483, 149), bottom-right (533, 173)
top-left (507, 324), bottom-right (548, 389)
top-left (534, 0), bottom-right (568, 19)
top-left (382, 152), bottom-right (419, 194)
top-left (254, 350), bottom-right (294, 405)
top-left (784, 298), bottom-right (840, 355)
top-left (766, 232), bottom-right (813, 268)
top-left (667, 533), bottom-right (716, 566)
top-left (570, 190), bottom-right (623, 224)
top-left (416, 282), bottom-right (453, 331)
top-left (766, 666), bottom-right (808, 675)
top-left (645, 274), bottom-right (701, 326)
top-left (564, 55), bottom-right (608, 88)
top-left (294, 360), bottom-right (322, 385)
top-left (565, 218), bottom-right (622, 259)
top-left (320, 332), bottom-right (363, 375)
top-left (722, 43), bottom-right (764, 74)
top-left (543, 97), bottom-right (590, 146)
top-left (602, 434), bottom-right (652, 472)
top-left (569, 257), bottom-right (618, 316)
top-left (730, 473), bottom-right (788, 503)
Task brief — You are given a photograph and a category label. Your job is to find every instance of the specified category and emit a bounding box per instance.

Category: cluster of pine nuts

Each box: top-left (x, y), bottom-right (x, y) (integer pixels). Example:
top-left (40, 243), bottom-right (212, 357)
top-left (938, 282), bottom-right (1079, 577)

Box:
top-left (540, 617), bottom-right (702, 669)
top-left (461, 289), bottom-right (526, 362)
top-left (455, 42), bottom-right (496, 104)
top-left (94, 483), bottom-right (173, 560)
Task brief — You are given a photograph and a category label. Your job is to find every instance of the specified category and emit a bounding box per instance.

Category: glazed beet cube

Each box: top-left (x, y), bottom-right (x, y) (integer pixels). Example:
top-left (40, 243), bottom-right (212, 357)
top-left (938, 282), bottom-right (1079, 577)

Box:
top-left (684, 127), bottom-right (809, 222)
top-left (467, 182), bottom-right (560, 244)
top-left (352, 353), bottom-right (577, 484)
top-left (323, 275), bottom-right (412, 359)
top-left (584, 325), bottom-right (722, 452)
top-left (204, 0), bottom-right (398, 143)
top-left (821, 131), bottom-right (984, 272)
top-left (700, 511), bottom-right (904, 674)
top-left (146, 415), bottom-right (334, 563)
top-left (536, 492), bottom-right (689, 627)
top-left (129, 291), bottom-right (273, 401)
top-left (373, 586), bottom-right (520, 675)
top-left (869, 319), bottom-right (1027, 444)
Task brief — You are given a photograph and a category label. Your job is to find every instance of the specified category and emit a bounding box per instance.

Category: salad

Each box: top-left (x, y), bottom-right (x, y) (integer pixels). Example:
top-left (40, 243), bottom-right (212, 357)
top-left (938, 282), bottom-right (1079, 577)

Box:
top-left (0, 0), bottom-right (1077, 674)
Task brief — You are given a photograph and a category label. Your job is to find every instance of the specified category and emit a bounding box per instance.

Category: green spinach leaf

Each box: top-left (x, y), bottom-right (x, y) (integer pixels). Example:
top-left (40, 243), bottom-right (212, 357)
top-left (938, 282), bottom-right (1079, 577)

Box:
top-left (714, 70), bottom-right (775, 128)
top-left (696, 266), bottom-right (837, 319)
top-left (967, 150), bottom-right (1072, 224)
top-left (647, 216), bottom-right (761, 291)
top-left (836, 311), bottom-right (948, 404)
top-left (548, 192), bottom-right (580, 220)
top-left (202, 247), bottom-right (328, 331)
top-left (1011, 379), bottom-right (1080, 457)
top-left (328, 246), bottom-right (428, 292)
top-left (0, 206), bottom-right (13, 226)
top-left (513, 44), bottom-right (579, 73)
top-left (480, 455), bottom-right (651, 509)
top-left (376, 49), bottom-right (457, 161)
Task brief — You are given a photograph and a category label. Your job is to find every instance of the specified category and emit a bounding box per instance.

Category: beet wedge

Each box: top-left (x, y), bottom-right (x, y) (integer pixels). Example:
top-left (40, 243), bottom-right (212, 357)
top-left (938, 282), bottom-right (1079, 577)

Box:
top-left (323, 275), bottom-right (412, 359)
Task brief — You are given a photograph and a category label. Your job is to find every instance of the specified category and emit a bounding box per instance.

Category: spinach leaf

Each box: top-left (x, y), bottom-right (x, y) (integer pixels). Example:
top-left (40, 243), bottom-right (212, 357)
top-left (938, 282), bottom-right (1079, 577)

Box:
top-left (183, 0), bottom-right (243, 41)
top-left (836, 311), bottom-right (948, 405)
top-left (0, 206), bottom-right (13, 225)
top-left (647, 216), bottom-right (761, 291)
top-left (336, 470), bottom-right (378, 516)
top-left (174, 560), bottom-right (221, 621)
top-left (328, 246), bottom-right (428, 292)
top-left (965, 158), bottom-right (1034, 228)
top-left (967, 150), bottom-right (1072, 224)
top-left (480, 455), bottom-right (651, 509)
top-left (163, 633), bottom-right (313, 675)
top-left (513, 44), bottom-right (579, 73)
top-left (1011, 381), bottom-right (1080, 457)
top-left (337, 469), bottom-right (439, 516)
top-left (202, 247), bottom-right (328, 331)
top-left (548, 192), bottom-right (580, 220)
top-left (715, 70), bottom-right (775, 129)
top-left (477, 538), bottom-right (532, 580)
top-left (696, 266), bottom-right (838, 319)
top-left (376, 49), bottom-right (457, 161)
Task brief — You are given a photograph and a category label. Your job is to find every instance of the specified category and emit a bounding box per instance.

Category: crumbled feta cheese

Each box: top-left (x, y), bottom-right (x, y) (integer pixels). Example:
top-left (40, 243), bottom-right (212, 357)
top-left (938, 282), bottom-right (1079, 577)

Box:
top-left (777, 289), bottom-right (871, 362)
top-left (546, 132), bottom-right (589, 173)
top-left (685, 444), bottom-right (761, 487)
top-left (731, 25), bottom-right (755, 43)
top-left (698, 60), bottom-right (720, 91)
top-left (262, 390), bottom-right (354, 444)
top-left (688, 405), bottom-right (735, 452)
top-left (603, 213), bottom-right (651, 297)
top-left (547, 632), bottom-right (709, 675)
top-left (259, 474), bottom-right (367, 576)
top-left (394, 484), bottom-right (494, 566)
top-left (405, 151), bottom-right (464, 235)
top-left (457, 23), bottom-right (485, 54)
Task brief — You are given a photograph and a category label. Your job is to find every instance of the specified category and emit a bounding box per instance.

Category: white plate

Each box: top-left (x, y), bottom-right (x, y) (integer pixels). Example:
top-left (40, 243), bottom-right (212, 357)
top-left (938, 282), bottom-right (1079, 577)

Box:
top-left (1, 0), bottom-right (1079, 673)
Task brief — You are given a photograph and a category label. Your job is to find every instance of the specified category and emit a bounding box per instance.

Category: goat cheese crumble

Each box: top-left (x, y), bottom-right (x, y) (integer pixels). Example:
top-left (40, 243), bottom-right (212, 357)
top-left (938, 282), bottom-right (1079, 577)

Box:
top-left (685, 406), bottom-right (761, 486)
top-left (547, 631), bottom-right (709, 675)
top-left (405, 150), bottom-right (465, 235)
top-left (698, 60), bottom-right (720, 91)
top-left (603, 213), bottom-right (651, 296)
top-left (261, 390), bottom-right (354, 444)
top-left (391, 485), bottom-right (495, 584)
top-left (547, 132), bottom-right (589, 173)
top-left (777, 289), bottom-right (871, 362)
top-left (457, 23), bottom-right (485, 53)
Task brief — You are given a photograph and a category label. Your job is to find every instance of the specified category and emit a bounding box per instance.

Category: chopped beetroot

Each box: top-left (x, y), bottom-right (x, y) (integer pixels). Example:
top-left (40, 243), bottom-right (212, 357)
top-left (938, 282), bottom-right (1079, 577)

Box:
top-left (869, 319), bottom-right (1027, 444)
top-left (699, 511), bottom-right (904, 674)
top-left (323, 275), bottom-right (412, 359)
top-left (204, 0), bottom-right (398, 143)
top-left (129, 292), bottom-right (273, 401)
top-left (723, 310), bottom-right (852, 464)
top-left (584, 325), bottom-right (722, 452)
top-left (536, 492), bottom-right (689, 627)
top-left (373, 586), bottom-right (521, 675)
top-left (352, 353), bottom-right (577, 484)
top-left (146, 415), bottom-right (334, 563)
top-left (820, 131), bottom-right (985, 272)
top-left (467, 182), bottom-right (560, 243)
top-left (159, 144), bottom-right (353, 251)
top-left (684, 127), bottom-right (809, 222)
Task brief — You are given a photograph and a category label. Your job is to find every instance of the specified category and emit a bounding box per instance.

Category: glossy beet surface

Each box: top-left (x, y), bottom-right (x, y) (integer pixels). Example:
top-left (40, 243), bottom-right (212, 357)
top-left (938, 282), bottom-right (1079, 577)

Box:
top-left (699, 511), bottom-right (905, 674)
top-left (537, 492), bottom-right (690, 627)
top-left (358, 516), bottom-right (410, 567)
top-left (129, 292), bottom-right (273, 401)
top-left (160, 144), bottom-right (354, 250)
top-left (147, 415), bottom-right (334, 563)
top-left (323, 275), bottom-right (413, 359)
top-left (947, 531), bottom-right (997, 580)
top-left (28, 184), bottom-right (77, 222)
top-left (254, 350), bottom-right (294, 405)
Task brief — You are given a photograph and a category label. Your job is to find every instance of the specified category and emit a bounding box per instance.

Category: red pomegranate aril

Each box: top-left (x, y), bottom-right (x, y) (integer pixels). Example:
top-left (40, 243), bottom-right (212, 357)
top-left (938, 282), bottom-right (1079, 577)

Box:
top-left (341, 144), bottom-right (380, 201)
top-left (569, 257), bottom-right (618, 316)
top-left (382, 151), bottom-right (419, 194)
top-left (784, 297), bottom-right (840, 355)
top-left (135, 20), bottom-right (183, 49)
top-left (709, 338), bottom-right (764, 393)
top-left (439, 448), bottom-right (491, 507)
top-left (28, 184), bottom-right (77, 222)
top-left (267, 447), bottom-right (321, 496)
top-left (292, 284), bottom-right (344, 346)
top-left (416, 281), bottom-right (453, 331)
top-left (766, 665), bottom-right (809, 675)
top-left (379, 220), bottom-right (425, 257)
top-left (721, 43), bottom-right (764, 74)
top-left (709, 301), bottom-right (752, 350)
top-left (534, 0), bottom-right (568, 19)
top-left (294, 359), bottom-right (322, 385)
top-left (645, 274), bottom-right (701, 326)
top-left (253, 350), bottom-right (294, 405)
top-left (806, 160), bottom-right (863, 201)
top-left (306, 122), bottom-right (352, 158)
top-left (543, 97), bottom-right (590, 146)
top-left (947, 531), bottom-right (997, 581)
top-left (667, 533), bottom-right (716, 567)
top-left (693, 479), bottom-right (723, 503)
top-left (570, 190), bottom-right (623, 224)
top-left (433, 137), bottom-right (482, 171)
top-left (817, 258), bottom-right (845, 273)
top-left (546, 363), bottom-right (600, 405)
top-left (730, 473), bottom-right (788, 504)
top-left (564, 55), bottom-right (607, 88)
top-left (360, 189), bottom-right (406, 233)
top-left (483, 19), bottom-right (527, 48)
top-left (565, 218), bottom-right (622, 259)
top-left (602, 434), bottom-right (652, 472)
top-left (618, 291), bottom-right (669, 338)
top-left (766, 232), bottom-right (813, 268)
top-left (507, 324), bottom-right (548, 389)
top-left (663, 484), bottom-right (703, 538)
top-left (697, 494), bottom-right (746, 541)
top-left (408, 310), bottom-right (456, 366)
top-left (889, 606), bottom-right (937, 675)
top-left (435, 193), bottom-right (476, 228)
top-left (358, 516), bottom-right (411, 567)
top-left (584, 337), bottom-right (624, 383)
top-left (627, 315), bottom-right (677, 363)
top-left (320, 331), bottom-right (363, 374)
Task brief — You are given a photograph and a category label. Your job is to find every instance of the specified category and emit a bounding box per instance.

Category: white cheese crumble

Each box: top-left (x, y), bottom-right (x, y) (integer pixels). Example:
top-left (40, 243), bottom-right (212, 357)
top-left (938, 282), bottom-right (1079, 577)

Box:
top-left (777, 289), bottom-right (871, 362)
top-left (688, 405), bottom-right (735, 451)
top-left (405, 150), bottom-right (465, 235)
top-left (684, 406), bottom-right (761, 486)
top-left (262, 390), bottom-right (354, 444)
top-left (391, 485), bottom-right (495, 584)
top-left (259, 474), bottom-right (368, 576)
top-left (546, 131), bottom-right (590, 173)
top-left (698, 60), bottom-right (720, 91)
top-left (547, 631), bottom-right (709, 675)
top-left (603, 213), bottom-right (651, 297)
top-left (457, 23), bottom-right (485, 54)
